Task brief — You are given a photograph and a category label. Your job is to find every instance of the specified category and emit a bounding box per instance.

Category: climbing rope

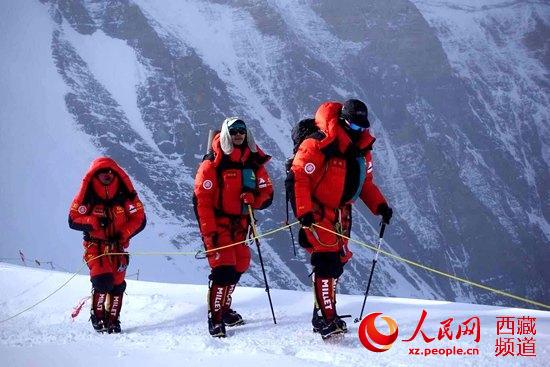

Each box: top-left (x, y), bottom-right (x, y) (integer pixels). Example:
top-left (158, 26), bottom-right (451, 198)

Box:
top-left (312, 223), bottom-right (550, 310)
top-left (1, 219), bottom-right (547, 324)
top-left (0, 221), bottom-right (298, 323)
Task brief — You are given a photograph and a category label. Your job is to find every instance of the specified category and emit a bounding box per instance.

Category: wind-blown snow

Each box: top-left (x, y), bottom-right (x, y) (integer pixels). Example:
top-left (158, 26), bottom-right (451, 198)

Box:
top-left (1, 264), bottom-right (548, 366)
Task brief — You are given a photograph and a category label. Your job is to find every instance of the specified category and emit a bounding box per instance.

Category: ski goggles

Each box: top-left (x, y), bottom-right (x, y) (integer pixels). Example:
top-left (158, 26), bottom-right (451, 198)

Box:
top-left (229, 128), bottom-right (247, 135)
top-left (96, 168), bottom-right (114, 177)
top-left (345, 119), bottom-right (368, 132)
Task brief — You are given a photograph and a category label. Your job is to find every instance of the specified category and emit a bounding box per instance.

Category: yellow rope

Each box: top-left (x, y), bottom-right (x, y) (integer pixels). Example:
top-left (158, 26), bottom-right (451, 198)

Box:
top-left (312, 223), bottom-right (550, 310)
top-left (0, 221), bottom-right (299, 323)
top-left (0, 259), bottom-right (92, 323)
top-left (2, 218), bottom-right (547, 323)
top-left (199, 221), bottom-right (298, 254)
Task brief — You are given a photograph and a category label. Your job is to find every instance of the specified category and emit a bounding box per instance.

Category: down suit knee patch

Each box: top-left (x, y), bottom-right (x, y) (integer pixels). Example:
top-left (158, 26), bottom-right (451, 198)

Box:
top-left (91, 273), bottom-right (115, 293)
top-left (311, 252), bottom-right (344, 278)
top-left (111, 280), bottom-right (127, 295)
top-left (209, 266), bottom-right (239, 286)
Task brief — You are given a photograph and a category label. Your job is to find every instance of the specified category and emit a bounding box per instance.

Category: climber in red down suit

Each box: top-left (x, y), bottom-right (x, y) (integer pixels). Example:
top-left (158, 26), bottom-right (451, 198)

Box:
top-left (289, 99), bottom-right (393, 339)
top-left (69, 157), bottom-right (146, 334)
top-left (194, 117), bottom-right (273, 337)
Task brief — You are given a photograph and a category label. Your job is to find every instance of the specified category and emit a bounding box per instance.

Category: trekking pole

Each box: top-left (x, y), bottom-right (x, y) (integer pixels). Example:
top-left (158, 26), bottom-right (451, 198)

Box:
top-left (247, 205), bottom-right (277, 324)
top-left (286, 197), bottom-right (297, 256)
top-left (354, 222), bottom-right (386, 323)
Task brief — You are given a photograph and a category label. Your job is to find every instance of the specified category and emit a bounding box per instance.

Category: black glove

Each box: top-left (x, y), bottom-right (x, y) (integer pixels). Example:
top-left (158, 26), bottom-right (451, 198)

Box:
top-left (298, 212), bottom-right (315, 228)
top-left (99, 216), bottom-right (110, 229)
top-left (377, 203), bottom-right (393, 224)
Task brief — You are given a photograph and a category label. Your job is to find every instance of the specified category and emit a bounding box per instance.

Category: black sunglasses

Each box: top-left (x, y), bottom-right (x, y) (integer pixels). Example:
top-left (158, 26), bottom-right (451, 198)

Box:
top-left (96, 169), bottom-right (114, 176)
top-left (229, 128), bottom-right (246, 136)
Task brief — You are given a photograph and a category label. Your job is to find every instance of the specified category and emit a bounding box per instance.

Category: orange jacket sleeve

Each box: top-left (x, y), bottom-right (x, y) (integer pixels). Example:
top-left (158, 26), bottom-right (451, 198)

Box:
top-left (68, 201), bottom-right (99, 232)
top-left (359, 150), bottom-right (387, 214)
top-left (251, 164), bottom-right (273, 210)
top-left (118, 194), bottom-right (146, 243)
top-left (193, 159), bottom-right (219, 237)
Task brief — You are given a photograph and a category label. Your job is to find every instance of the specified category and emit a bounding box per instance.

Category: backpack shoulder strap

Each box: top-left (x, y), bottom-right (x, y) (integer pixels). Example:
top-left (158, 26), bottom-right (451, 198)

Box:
top-left (202, 152), bottom-right (215, 162)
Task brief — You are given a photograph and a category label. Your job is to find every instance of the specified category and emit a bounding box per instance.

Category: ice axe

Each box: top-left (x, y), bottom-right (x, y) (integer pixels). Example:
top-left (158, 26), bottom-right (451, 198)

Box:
top-left (354, 222), bottom-right (386, 323)
top-left (205, 129), bottom-right (220, 155)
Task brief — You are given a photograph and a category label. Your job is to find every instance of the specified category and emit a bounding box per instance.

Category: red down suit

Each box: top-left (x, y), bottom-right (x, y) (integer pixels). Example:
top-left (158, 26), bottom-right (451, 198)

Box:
top-left (193, 133), bottom-right (273, 272)
top-left (290, 101), bottom-right (387, 257)
top-left (69, 157), bottom-right (146, 285)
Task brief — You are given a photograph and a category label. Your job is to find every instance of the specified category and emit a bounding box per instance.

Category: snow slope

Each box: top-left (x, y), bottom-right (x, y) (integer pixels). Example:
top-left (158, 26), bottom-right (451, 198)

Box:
top-left (1, 263), bottom-right (548, 366)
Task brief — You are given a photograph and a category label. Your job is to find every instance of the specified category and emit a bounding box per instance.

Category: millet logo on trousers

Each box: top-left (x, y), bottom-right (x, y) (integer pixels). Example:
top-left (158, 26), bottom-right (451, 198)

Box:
top-left (321, 279), bottom-right (333, 309)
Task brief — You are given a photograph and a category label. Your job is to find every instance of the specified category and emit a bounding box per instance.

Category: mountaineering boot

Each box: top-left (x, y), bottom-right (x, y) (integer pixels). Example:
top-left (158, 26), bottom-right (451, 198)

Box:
top-left (312, 307), bottom-right (347, 334)
top-left (222, 308), bottom-right (244, 327)
top-left (208, 282), bottom-right (230, 337)
top-left (331, 278), bottom-right (347, 333)
top-left (208, 316), bottom-right (227, 337)
top-left (319, 318), bottom-right (345, 340)
top-left (335, 315), bottom-right (348, 333)
top-left (312, 306), bottom-right (324, 333)
top-left (91, 290), bottom-right (107, 333)
top-left (222, 283), bottom-right (244, 326)
top-left (312, 276), bottom-right (344, 339)
top-left (107, 290), bottom-right (124, 334)
top-left (108, 319), bottom-right (122, 334)
top-left (90, 313), bottom-right (106, 333)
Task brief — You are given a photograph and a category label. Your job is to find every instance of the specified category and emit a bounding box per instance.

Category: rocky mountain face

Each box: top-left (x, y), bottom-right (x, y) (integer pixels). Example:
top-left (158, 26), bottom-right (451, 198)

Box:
top-left (34, 0), bottom-right (548, 307)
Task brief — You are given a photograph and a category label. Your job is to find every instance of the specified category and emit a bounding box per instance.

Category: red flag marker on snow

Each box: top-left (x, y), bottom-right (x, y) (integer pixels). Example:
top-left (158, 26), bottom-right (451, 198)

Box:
top-left (71, 296), bottom-right (91, 320)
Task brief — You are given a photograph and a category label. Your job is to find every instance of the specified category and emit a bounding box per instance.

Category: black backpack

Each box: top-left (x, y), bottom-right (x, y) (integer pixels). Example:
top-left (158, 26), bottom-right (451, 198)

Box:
top-left (284, 118), bottom-right (322, 251)
top-left (290, 118), bottom-right (319, 154)
top-left (284, 118), bottom-right (322, 220)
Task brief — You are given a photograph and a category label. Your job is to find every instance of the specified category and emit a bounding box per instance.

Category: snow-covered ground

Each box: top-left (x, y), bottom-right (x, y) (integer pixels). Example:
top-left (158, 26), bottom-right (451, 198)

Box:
top-left (1, 263), bottom-right (548, 366)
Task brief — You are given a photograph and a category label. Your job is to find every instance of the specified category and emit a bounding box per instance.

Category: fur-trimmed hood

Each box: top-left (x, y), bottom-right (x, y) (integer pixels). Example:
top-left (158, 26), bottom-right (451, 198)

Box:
top-left (219, 117), bottom-right (257, 155)
top-left (210, 133), bottom-right (270, 167)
